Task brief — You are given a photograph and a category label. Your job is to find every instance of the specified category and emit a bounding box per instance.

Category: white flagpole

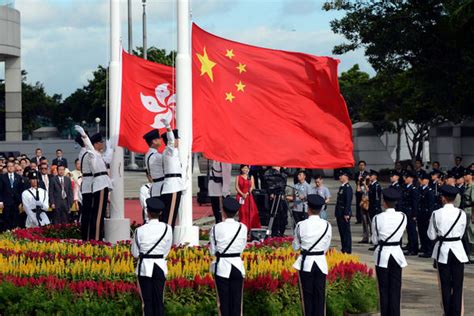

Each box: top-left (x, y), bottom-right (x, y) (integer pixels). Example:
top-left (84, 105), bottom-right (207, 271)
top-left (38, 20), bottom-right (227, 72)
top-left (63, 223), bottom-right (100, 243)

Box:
top-left (174, 0), bottom-right (199, 246)
top-left (105, 0), bottom-right (130, 243)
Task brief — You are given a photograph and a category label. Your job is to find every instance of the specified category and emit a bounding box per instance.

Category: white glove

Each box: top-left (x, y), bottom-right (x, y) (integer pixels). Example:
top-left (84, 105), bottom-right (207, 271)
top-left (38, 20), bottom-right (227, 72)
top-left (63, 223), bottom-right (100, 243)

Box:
top-left (74, 125), bottom-right (86, 137)
top-left (160, 118), bottom-right (171, 128)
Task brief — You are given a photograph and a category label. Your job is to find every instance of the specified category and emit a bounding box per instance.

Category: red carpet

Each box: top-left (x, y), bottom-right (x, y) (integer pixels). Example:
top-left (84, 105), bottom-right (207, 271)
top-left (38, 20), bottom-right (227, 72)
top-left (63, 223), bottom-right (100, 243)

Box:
top-left (124, 197), bottom-right (213, 225)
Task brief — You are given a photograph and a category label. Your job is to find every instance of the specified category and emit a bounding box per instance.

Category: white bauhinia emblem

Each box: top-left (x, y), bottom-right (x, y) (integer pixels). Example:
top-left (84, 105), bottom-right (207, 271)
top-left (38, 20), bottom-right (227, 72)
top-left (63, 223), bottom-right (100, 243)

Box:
top-left (140, 83), bottom-right (176, 129)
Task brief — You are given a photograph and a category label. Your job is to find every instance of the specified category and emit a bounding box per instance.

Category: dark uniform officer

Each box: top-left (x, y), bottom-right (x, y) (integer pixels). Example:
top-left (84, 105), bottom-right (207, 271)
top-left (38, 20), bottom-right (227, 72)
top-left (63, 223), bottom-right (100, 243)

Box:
top-left (335, 169), bottom-right (352, 254)
top-left (131, 197), bottom-right (173, 316)
top-left (389, 170), bottom-right (402, 211)
top-left (417, 172), bottom-right (435, 258)
top-left (372, 188), bottom-right (407, 316)
top-left (428, 185), bottom-right (468, 316)
top-left (368, 169), bottom-right (382, 220)
top-left (210, 197), bottom-right (248, 316)
top-left (430, 169), bottom-right (442, 211)
top-left (400, 171), bottom-right (420, 255)
top-left (293, 195), bottom-right (332, 316)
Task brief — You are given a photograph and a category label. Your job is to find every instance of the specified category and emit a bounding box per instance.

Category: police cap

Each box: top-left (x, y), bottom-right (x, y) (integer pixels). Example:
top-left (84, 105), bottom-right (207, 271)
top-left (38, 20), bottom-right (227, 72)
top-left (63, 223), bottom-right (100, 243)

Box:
top-left (382, 187), bottom-right (402, 202)
top-left (307, 194), bottom-right (325, 210)
top-left (146, 197), bottom-right (165, 214)
top-left (439, 185), bottom-right (459, 198)
top-left (223, 197), bottom-right (240, 215)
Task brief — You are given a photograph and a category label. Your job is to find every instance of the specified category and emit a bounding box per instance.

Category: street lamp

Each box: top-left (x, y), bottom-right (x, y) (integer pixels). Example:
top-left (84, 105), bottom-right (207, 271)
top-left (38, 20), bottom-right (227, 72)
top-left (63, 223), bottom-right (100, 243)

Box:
top-left (95, 117), bottom-right (100, 133)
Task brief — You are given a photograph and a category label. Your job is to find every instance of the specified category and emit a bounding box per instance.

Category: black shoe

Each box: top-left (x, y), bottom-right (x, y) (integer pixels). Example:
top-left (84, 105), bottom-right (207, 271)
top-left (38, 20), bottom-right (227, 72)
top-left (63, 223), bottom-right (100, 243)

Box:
top-left (358, 239), bottom-right (369, 244)
top-left (404, 251), bottom-right (418, 256)
top-left (355, 221), bottom-right (362, 224)
top-left (368, 246), bottom-right (376, 251)
top-left (401, 246), bottom-right (409, 251)
top-left (418, 253), bottom-right (431, 258)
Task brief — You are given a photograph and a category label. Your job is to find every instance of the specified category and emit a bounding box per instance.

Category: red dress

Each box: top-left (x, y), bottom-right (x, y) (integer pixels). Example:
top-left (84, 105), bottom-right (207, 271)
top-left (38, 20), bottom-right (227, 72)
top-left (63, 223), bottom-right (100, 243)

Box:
top-left (236, 175), bottom-right (261, 230)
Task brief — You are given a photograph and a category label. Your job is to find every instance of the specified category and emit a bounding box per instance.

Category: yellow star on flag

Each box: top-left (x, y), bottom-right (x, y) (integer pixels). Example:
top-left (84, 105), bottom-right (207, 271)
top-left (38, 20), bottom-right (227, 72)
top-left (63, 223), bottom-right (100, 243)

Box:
top-left (235, 81), bottom-right (246, 92)
top-left (196, 47), bottom-right (216, 82)
top-left (225, 92), bottom-right (235, 103)
top-left (236, 63), bottom-right (247, 74)
top-left (225, 49), bottom-right (235, 59)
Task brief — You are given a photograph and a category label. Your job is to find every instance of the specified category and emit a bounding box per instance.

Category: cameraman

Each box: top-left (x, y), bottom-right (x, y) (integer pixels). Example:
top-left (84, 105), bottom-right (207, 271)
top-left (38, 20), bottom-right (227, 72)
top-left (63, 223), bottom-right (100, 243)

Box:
top-left (264, 166), bottom-right (289, 237)
top-left (357, 175), bottom-right (371, 243)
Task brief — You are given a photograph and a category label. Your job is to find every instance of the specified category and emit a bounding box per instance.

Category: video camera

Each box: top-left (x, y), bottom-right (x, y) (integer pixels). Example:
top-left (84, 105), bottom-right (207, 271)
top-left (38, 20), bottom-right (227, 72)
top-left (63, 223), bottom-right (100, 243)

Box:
top-left (263, 173), bottom-right (287, 195)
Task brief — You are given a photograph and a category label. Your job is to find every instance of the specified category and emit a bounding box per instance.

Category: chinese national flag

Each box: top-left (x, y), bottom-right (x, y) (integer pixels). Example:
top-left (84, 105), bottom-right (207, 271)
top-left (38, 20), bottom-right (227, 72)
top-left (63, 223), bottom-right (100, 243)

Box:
top-left (119, 51), bottom-right (175, 153)
top-left (192, 24), bottom-right (354, 168)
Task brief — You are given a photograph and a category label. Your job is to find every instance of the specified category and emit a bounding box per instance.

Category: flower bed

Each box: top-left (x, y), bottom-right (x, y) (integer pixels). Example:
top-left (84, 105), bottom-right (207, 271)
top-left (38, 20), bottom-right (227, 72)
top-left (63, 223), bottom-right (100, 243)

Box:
top-left (0, 224), bottom-right (378, 315)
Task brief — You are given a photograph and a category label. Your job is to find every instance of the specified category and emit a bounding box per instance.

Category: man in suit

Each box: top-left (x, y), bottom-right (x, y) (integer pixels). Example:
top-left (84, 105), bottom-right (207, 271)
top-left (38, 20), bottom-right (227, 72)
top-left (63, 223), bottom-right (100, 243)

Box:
top-left (52, 149), bottom-right (68, 168)
top-left (33, 148), bottom-right (45, 166)
top-left (0, 161), bottom-right (24, 230)
top-left (335, 169), bottom-right (353, 254)
top-left (38, 163), bottom-right (52, 192)
top-left (354, 160), bottom-right (369, 224)
top-left (451, 156), bottom-right (464, 176)
top-left (401, 171), bottom-right (420, 256)
top-left (49, 164), bottom-right (73, 224)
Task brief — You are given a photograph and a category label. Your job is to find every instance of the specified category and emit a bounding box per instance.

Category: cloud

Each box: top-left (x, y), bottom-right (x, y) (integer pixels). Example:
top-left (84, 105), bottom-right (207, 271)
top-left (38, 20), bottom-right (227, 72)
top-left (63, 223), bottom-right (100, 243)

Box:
top-left (281, 0), bottom-right (318, 16)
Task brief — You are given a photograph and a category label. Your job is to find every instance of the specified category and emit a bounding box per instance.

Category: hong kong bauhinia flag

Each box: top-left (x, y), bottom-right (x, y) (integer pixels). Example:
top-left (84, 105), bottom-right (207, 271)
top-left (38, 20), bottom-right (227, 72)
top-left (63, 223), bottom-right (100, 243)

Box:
top-left (119, 51), bottom-right (175, 153)
top-left (192, 24), bottom-right (354, 168)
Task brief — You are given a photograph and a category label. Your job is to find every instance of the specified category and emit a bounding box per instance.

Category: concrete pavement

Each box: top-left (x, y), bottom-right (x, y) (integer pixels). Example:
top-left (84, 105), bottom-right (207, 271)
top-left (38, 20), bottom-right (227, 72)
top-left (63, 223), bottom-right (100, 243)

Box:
top-left (124, 171), bottom-right (474, 315)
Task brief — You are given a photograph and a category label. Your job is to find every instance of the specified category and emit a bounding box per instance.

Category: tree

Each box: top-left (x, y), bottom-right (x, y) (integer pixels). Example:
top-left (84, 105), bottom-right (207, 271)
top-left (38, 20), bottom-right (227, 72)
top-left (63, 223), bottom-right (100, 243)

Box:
top-left (132, 46), bottom-right (176, 66)
top-left (324, 0), bottom-right (474, 162)
top-left (338, 64), bottom-right (370, 122)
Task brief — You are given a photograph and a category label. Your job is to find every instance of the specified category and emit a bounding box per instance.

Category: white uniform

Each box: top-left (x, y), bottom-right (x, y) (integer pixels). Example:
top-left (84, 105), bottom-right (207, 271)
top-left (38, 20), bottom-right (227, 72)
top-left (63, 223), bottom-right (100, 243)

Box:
top-left (78, 147), bottom-right (94, 194)
top-left (22, 187), bottom-right (50, 228)
top-left (208, 161), bottom-right (232, 197)
top-left (372, 208), bottom-right (407, 268)
top-left (428, 203), bottom-right (468, 264)
top-left (131, 219), bottom-right (173, 277)
top-left (144, 148), bottom-right (164, 197)
top-left (210, 218), bottom-right (248, 278)
top-left (139, 183), bottom-right (151, 223)
top-left (293, 215), bottom-right (332, 274)
top-left (82, 137), bottom-right (112, 193)
top-left (161, 130), bottom-right (185, 194)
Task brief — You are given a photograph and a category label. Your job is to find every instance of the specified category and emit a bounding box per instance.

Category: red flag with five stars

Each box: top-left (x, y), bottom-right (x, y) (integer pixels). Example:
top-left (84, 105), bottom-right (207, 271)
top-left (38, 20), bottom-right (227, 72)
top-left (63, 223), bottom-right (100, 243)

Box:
top-left (192, 24), bottom-right (353, 168)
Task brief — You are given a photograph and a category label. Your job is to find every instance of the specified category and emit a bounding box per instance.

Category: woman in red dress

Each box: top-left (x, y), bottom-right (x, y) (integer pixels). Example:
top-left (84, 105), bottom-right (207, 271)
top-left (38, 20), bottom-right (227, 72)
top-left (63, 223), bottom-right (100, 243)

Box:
top-left (235, 164), bottom-right (261, 230)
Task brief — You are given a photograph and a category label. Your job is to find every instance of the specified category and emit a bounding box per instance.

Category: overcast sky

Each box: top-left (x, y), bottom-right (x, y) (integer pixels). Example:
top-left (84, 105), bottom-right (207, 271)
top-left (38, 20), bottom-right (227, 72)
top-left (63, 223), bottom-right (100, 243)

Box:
top-left (1, 0), bottom-right (373, 98)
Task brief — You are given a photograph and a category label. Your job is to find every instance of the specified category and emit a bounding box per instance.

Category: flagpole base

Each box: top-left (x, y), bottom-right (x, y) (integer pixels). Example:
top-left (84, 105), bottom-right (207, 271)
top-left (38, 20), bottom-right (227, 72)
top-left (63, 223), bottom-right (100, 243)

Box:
top-left (173, 225), bottom-right (200, 246)
top-left (104, 218), bottom-right (131, 244)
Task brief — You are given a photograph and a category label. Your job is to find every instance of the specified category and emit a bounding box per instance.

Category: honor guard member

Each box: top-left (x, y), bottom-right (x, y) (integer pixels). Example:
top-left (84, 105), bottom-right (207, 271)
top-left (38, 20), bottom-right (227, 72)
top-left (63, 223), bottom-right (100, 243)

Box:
top-left (293, 195), bottom-right (332, 316)
top-left (22, 170), bottom-right (50, 228)
top-left (417, 172), bottom-right (436, 258)
top-left (210, 197), bottom-right (247, 316)
top-left (400, 171), bottom-right (420, 256)
top-left (368, 169), bottom-right (382, 220)
top-left (160, 119), bottom-right (185, 228)
top-left (428, 185), bottom-right (468, 316)
top-left (143, 129), bottom-right (164, 198)
top-left (335, 169), bottom-right (353, 254)
top-left (75, 129), bottom-right (94, 240)
top-left (208, 160), bottom-right (232, 223)
top-left (372, 188), bottom-right (407, 316)
top-left (463, 169), bottom-right (474, 262)
top-left (139, 182), bottom-right (152, 224)
top-left (131, 197), bottom-right (173, 316)
top-left (75, 125), bottom-right (112, 241)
